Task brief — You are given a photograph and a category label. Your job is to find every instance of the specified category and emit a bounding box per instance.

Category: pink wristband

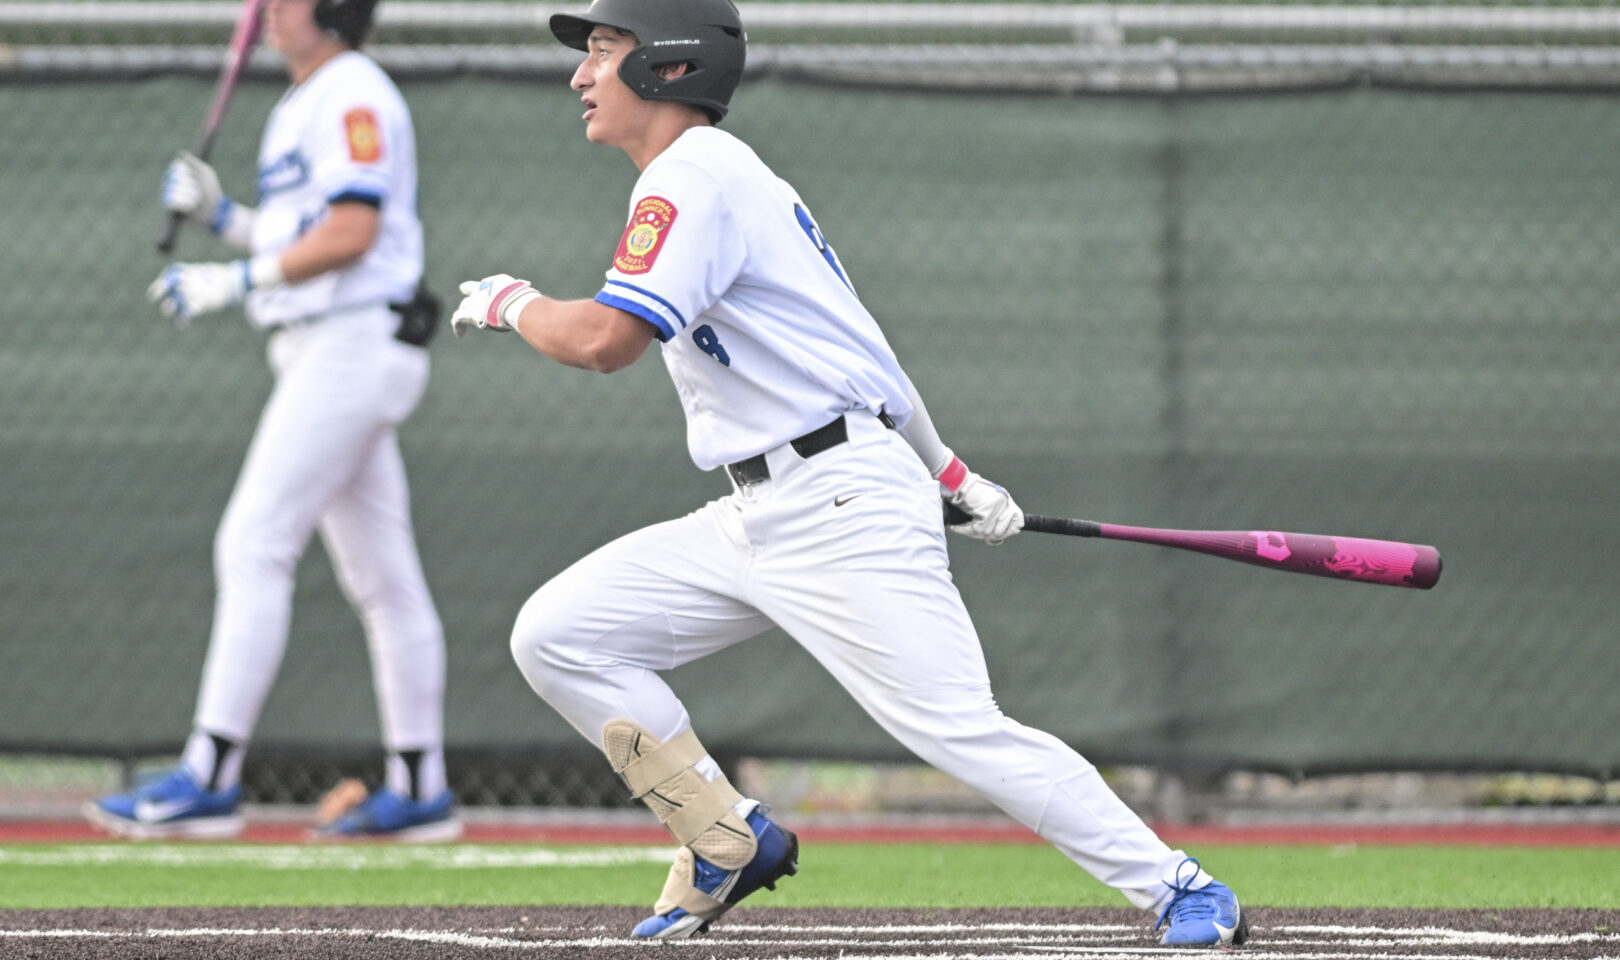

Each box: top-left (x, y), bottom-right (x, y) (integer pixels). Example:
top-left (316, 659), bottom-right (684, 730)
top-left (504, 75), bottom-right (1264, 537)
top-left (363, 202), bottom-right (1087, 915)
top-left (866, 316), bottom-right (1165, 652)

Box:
top-left (488, 281), bottom-right (531, 327)
top-left (936, 455), bottom-right (969, 494)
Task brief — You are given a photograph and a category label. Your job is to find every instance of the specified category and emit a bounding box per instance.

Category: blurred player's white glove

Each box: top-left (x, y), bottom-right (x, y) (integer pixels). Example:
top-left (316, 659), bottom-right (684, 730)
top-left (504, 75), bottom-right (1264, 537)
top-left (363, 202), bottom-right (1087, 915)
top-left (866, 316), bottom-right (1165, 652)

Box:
top-left (161, 151), bottom-right (255, 249)
top-left (147, 255), bottom-right (283, 326)
top-left (935, 452), bottom-right (1025, 545)
top-left (162, 152), bottom-right (224, 227)
top-left (451, 274), bottom-right (541, 337)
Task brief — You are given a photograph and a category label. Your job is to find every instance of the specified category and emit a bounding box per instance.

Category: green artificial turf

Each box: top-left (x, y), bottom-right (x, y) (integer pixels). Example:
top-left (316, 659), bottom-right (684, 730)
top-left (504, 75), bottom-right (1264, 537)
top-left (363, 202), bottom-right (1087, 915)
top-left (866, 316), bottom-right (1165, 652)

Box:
top-left (3, 842), bottom-right (1616, 911)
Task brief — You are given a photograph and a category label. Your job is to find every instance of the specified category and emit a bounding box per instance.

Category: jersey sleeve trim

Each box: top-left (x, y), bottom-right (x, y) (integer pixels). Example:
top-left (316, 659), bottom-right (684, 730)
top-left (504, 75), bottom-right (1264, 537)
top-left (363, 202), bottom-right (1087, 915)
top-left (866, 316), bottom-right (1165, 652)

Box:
top-left (595, 290), bottom-right (675, 342)
top-left (321, 163), bottom-right (389, 206)
top-left (328, 187), bottom-right (384, 208)
top-left (600, 279), bottom-right (688, 340)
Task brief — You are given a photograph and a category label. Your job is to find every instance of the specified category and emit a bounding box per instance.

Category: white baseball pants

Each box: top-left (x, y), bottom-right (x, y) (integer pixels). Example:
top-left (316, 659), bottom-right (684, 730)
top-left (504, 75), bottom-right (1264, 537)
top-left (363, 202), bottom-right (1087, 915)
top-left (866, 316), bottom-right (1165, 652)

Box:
top-left (191, 305), bottom-right (446, 783)
top-left (510, 412), bottom-right (1201, 912)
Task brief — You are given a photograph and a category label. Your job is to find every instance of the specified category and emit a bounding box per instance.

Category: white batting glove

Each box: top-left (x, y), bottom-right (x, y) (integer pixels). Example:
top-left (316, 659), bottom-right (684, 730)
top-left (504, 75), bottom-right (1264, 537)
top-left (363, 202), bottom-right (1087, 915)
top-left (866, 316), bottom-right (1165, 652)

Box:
top-left (162, 152), bottom-right (256, 250)
top-left (451, 274), bottom-right (541, 337)
top-left (935, 452), bottom-right (1025, 545)
top-left (147, 255), bottom-right (283, 326)
top-left (162, 151), bottom-right (227, 230)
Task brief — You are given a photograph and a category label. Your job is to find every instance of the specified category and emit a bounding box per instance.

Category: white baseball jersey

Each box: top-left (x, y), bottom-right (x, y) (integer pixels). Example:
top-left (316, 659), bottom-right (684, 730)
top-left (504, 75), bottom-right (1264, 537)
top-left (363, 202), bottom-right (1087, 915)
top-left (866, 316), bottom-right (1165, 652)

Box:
top-left (247, 51), bottom-right (422, 327)
top-left (593, 126), bottom-right (915, 471)
top-left (510, 123), bottom-right (1212, 920)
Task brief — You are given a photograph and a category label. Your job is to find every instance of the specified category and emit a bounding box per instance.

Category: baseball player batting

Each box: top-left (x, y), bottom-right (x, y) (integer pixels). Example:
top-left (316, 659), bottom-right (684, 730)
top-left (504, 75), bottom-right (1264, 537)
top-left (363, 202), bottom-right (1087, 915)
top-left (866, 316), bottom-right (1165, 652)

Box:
top-left (87, 0), bottom-right (456, 842)
top-left (451, 0), bottom-right (1246, 947)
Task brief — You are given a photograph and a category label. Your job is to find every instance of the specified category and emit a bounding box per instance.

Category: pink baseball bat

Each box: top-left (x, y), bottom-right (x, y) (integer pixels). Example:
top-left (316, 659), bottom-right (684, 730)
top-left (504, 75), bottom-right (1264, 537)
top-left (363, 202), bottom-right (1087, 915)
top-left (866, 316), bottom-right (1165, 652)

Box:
top-left (944, 504), bottom-right (1442, 589)
top-left (156, 0), bottom-right (268, 253)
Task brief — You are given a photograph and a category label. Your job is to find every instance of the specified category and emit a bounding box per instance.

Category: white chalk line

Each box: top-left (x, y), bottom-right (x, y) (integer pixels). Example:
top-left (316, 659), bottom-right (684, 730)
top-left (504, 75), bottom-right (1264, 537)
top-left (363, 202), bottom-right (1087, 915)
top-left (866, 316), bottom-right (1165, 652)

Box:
top-left (722, 922), bottom-right (1620, 946)
top-left (729, 922), bottom-right (1620, 948)
top-left (2, 921), bottom-right (1617, 959)
top-left (1277, 924), bottom-right (1615, 944)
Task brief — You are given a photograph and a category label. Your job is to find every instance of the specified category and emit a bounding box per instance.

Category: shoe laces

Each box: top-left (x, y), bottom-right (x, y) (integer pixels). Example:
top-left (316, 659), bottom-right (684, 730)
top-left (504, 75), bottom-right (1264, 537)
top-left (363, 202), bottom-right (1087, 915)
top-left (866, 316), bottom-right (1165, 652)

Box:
top-left (1155, 857), bottom-right (1213, 931)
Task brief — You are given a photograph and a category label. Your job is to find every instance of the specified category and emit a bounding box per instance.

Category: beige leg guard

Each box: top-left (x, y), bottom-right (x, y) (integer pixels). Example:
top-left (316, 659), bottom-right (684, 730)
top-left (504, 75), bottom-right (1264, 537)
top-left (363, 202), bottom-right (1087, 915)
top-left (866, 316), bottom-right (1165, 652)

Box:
top-left (603, 720), bottom-right (757, 919)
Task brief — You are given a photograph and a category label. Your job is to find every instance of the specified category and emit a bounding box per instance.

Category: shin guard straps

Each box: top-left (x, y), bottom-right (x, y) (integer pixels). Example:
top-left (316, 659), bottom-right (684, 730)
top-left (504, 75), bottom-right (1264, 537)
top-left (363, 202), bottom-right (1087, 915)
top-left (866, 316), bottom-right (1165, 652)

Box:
top-left (602, 720), bottom-right (756, 871)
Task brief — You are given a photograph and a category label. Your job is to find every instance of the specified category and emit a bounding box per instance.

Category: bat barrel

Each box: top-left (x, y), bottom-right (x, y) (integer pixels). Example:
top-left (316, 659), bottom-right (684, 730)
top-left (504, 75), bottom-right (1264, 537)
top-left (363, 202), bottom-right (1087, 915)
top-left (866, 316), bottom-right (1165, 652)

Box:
top-left (1099, 523), bottom-right (1442, 589)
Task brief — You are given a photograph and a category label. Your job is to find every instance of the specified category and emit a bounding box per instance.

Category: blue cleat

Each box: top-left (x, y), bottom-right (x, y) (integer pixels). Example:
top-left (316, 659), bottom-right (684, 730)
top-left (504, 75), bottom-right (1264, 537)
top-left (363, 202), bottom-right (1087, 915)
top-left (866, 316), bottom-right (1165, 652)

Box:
top-left (83, 767), bottom-right (243, 840)
top-left (632, 807), bottom-right (799, 939)
top-left (1155, 857), bottom-right (1249, 947)
top-left (311, 786), bottom-right (462, 842)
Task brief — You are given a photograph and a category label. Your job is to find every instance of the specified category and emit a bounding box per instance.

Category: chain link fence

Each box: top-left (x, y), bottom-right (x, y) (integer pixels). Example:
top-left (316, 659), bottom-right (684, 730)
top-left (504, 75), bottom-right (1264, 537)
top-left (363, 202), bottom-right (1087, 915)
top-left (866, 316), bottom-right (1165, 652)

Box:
top-left (3, 2), bottom-right (1618, 811)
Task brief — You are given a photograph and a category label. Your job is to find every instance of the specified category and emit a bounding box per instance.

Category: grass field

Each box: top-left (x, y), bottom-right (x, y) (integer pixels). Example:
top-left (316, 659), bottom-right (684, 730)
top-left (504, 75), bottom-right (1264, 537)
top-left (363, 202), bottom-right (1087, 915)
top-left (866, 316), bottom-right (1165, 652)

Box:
top-left (4, 841), bottom-right (1617, 911)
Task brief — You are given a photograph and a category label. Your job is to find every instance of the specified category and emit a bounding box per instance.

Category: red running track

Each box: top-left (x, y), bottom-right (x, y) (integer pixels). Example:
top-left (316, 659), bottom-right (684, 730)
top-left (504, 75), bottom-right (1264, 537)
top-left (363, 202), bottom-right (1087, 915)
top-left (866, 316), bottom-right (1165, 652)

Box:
top-left (7, 817), bottom-right (1620, 846)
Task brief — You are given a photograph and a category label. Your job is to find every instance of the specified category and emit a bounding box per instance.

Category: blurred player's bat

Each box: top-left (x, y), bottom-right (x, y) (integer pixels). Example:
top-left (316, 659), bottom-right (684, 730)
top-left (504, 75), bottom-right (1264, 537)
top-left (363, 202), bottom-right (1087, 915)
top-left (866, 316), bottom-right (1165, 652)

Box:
top-left (944, 503), bottom-right (1442, 589)
top-left (156, 0), bottom-right (268, 253)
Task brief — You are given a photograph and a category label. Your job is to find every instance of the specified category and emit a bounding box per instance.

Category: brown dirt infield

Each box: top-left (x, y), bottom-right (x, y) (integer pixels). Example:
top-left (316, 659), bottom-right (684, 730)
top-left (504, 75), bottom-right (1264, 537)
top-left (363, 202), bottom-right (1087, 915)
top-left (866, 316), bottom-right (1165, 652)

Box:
top-left (3, 905), bottom-right (1618, 959)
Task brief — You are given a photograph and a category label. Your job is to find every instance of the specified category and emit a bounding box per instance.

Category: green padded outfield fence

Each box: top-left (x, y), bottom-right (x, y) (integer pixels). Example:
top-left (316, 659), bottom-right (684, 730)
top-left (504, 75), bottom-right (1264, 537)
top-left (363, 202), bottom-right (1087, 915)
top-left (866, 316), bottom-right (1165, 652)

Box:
top-left (2, 11), bottom-right (1618, 803)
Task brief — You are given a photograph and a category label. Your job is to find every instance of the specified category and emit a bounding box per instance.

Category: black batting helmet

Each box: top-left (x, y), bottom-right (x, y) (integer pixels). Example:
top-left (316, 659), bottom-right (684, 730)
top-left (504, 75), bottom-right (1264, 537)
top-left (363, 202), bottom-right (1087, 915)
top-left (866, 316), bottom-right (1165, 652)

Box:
top-left (315, 0), bottom-right (379, 49)
top-left (550, 0), bottom-right (746, 123)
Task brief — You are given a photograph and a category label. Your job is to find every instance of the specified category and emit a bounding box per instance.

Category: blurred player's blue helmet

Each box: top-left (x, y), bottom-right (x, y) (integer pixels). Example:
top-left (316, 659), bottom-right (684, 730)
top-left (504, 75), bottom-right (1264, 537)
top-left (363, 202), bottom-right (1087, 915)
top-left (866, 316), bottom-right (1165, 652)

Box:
top-left (551, 0), bottom-right (746, 123)
top-left (315, 0), bottom-right (379, 48)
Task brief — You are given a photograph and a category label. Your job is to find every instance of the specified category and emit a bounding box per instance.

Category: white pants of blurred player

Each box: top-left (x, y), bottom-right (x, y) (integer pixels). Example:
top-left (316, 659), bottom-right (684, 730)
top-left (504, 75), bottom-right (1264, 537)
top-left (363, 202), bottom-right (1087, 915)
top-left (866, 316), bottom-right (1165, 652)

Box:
top-left (191, 303), bottom-right (445, 770)
top-left (510, 411), bottom-right (1199, 913)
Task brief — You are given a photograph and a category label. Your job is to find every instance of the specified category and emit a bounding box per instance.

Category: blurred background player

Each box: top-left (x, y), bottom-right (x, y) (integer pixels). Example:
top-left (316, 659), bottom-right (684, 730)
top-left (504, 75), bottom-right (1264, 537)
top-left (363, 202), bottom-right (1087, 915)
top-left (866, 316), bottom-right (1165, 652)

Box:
top-left (449, 0), bottom-right (1245, 945)
top-left (85, 0), bottom-right (458, 841)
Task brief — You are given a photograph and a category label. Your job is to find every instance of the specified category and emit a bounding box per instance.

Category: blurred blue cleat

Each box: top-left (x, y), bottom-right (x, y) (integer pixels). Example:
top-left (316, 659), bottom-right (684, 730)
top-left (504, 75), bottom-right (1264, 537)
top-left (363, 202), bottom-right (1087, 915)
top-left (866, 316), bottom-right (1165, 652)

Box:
top-left (1156, 857), bottom-right (1249, 947)
top-left (632, 807), bottom-right (799, 939)
top-left (311, 786), bottom-right (462, 842)
top-left (83, 767), bottom-right (243, 840)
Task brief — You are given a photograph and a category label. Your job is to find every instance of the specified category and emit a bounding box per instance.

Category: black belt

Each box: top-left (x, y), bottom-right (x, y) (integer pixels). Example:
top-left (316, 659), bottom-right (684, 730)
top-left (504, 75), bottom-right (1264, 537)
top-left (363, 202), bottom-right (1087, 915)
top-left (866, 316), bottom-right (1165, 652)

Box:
top-left (726, 410), bottom-right (895, 487)
top-left (726, 417), bottom-right (848, 487)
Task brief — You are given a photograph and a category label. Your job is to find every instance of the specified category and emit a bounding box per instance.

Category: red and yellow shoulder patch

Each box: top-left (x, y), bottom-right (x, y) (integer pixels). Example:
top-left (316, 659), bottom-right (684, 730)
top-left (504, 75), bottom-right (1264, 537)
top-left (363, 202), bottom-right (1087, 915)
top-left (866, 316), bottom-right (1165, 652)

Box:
top-left (343, 107), bottom-right (383, 163)
top-left (613, 196), bottom-right (678, 274)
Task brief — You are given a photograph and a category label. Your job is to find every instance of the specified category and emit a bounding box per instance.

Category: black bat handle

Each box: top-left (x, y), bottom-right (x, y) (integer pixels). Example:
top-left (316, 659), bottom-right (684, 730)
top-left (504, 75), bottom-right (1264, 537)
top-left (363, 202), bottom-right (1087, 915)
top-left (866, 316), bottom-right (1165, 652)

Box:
top-left (1022, 514), bottom-right (1101, 537)
top-left (156, 210), bottom-right (187, 254)
top-left (156, 131), bottom-right (218, 254)
top-left (942, 501), bottom-right (1101, 538)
